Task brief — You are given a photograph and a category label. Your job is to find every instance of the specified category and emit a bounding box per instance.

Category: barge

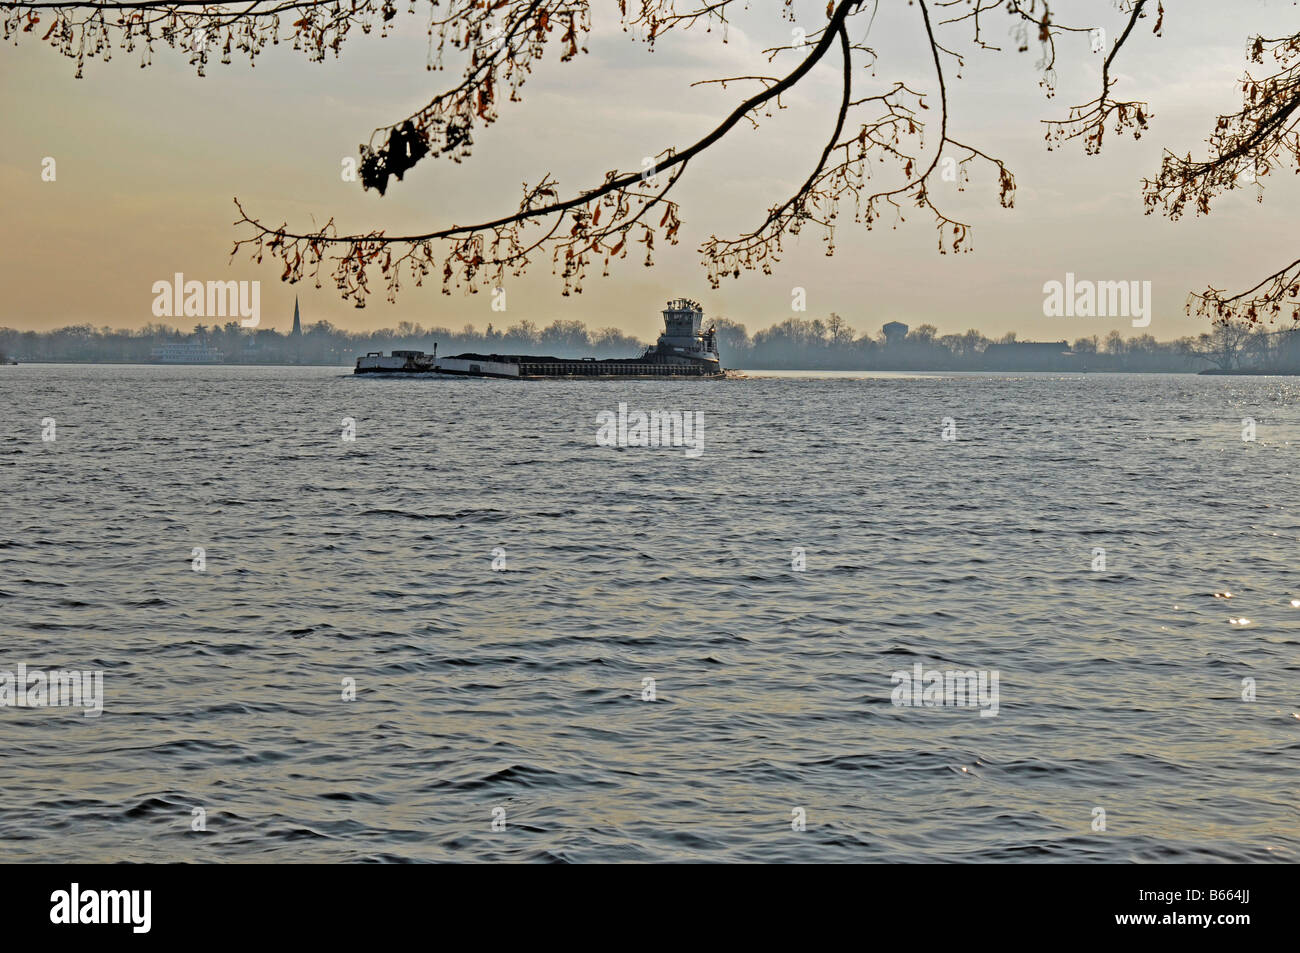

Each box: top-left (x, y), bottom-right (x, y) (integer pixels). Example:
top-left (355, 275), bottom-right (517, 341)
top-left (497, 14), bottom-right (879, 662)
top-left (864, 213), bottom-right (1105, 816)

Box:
top-left (355, 298), bottom-right (724, 379)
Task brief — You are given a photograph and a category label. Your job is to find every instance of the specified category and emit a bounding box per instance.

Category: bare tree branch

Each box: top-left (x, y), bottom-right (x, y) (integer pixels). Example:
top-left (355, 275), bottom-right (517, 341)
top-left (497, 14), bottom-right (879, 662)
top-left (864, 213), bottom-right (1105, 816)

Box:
top-left (1144, 31), bottom-right (1300, 324)
top-left (0, 0), bottom-right (1176, 311)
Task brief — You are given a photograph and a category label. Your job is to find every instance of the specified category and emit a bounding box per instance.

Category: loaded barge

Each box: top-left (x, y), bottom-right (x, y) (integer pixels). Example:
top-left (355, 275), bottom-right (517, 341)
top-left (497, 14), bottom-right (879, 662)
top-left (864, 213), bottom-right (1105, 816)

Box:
top-left (355, 298), bottom-right (724, 379)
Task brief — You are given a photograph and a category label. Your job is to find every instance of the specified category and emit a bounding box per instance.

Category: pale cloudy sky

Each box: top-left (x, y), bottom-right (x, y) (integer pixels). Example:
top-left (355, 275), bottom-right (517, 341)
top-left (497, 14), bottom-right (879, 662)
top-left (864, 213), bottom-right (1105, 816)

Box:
top-left (1, 0), bottom-right (1296, 343)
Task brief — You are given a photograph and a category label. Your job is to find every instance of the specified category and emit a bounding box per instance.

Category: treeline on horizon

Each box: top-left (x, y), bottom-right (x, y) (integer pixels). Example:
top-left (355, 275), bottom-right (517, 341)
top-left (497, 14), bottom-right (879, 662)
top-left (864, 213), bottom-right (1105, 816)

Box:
top-left (0, 313), bottom-right (1285, 372)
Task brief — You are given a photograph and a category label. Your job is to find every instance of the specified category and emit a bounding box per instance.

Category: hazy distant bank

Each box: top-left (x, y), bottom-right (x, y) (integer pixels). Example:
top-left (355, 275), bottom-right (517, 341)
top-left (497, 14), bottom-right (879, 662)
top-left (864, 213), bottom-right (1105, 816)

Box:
top-left (6, 360), bottom-right (1276, 375)
top-left (3, 313), bottom-right (1291, 373)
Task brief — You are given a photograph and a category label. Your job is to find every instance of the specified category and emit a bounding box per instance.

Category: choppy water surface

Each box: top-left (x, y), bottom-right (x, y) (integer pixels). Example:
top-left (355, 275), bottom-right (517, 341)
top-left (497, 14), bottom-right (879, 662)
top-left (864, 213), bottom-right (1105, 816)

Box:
top-left (2, 364), bottom-right (1298, 862)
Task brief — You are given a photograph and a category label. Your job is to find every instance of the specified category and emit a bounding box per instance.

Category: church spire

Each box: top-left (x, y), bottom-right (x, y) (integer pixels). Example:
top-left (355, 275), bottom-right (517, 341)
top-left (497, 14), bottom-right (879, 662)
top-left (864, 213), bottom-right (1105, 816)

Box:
top-left (291, 296), bottom-right (302, 336)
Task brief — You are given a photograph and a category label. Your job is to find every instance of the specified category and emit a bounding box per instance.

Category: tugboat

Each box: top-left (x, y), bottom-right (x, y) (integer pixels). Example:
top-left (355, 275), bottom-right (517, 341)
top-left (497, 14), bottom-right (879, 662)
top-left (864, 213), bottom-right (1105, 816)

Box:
top-left (355, 298), bottom-right (724, 379)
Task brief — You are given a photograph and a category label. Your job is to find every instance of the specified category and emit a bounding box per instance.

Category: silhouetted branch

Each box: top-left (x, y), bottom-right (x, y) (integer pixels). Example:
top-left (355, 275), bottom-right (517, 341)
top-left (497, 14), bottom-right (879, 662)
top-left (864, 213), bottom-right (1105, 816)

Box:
top-left (1144, 32), bottom-right (1300, 323)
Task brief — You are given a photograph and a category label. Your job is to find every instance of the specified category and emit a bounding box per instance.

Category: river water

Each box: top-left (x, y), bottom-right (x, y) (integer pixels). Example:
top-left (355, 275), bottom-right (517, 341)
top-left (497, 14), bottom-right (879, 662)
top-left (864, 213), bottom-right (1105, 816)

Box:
top-left (1, 364), bottom-right (1297, 861)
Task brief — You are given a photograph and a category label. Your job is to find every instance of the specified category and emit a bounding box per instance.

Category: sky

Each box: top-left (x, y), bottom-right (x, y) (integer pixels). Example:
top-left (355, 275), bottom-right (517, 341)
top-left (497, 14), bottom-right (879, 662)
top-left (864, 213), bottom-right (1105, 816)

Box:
top-left (1, 0), bottom-right (1297, 344)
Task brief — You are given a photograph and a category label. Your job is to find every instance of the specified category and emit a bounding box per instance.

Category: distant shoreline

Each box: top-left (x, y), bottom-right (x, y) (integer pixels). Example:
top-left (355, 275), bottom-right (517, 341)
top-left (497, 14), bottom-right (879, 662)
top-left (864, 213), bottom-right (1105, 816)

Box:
top-left (4, 360), bottom-right (1277, 374)
top-left (1, 360), bottom-right (352, 368)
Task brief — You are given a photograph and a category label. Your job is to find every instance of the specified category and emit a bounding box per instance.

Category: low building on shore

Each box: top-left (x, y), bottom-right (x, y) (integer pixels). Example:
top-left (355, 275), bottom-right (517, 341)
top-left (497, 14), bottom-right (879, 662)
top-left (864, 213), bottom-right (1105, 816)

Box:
top-left (982, 340), bottom-right (1075, 371)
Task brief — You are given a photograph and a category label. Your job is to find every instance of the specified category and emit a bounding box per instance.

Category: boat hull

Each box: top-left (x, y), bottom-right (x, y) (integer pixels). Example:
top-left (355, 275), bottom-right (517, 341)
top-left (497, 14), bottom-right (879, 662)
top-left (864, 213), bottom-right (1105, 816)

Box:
top-left (354, 297), bottom-right (725, 379)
